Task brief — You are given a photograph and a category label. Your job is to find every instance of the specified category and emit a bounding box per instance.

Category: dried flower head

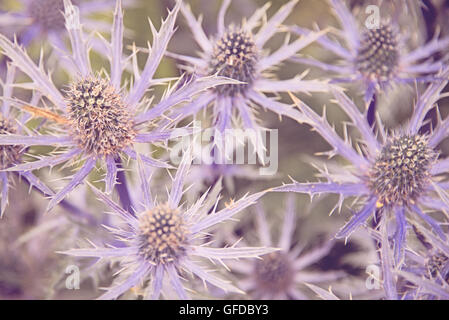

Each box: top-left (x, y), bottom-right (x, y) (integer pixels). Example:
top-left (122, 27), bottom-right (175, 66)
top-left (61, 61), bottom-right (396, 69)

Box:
top-left (27, 0), bottom-right (68, 32)
top-left (356, 24), bottom-right (399, 81)
top-left (292, 0), bottom-right (449, 102)
top-left (0, 0), bottom-right (232, 211)
top-left (66, 76), bottom-right (136, 157)
top-left (210, 27), bottom-right (258, 96)
top-left (369, 134), bottom-right (436, 207)
top-left (61, 153), bottom-right (274, 299)
top-left (274, 73), bottom-right (449, 299)
top-left (232, 195), bottom-right (344, 299)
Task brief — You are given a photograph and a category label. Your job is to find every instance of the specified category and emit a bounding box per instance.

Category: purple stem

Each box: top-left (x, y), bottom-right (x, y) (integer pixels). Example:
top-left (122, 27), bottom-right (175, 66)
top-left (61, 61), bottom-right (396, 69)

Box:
top-left (114, 157), bottom-right (135, 216)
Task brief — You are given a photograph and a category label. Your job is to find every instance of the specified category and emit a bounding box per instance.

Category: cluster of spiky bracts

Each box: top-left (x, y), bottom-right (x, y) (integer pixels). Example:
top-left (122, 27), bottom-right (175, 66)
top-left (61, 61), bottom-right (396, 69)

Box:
top-left (0, 0), bottom-right (448, 301)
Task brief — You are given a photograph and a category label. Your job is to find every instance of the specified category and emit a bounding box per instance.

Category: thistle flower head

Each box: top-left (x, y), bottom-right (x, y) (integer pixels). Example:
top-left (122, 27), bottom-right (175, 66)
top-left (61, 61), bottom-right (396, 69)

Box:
top-left (0, 116), bottom-right (23, 170)
top-left (210, 26), bottom-right (258, 96)
top-left (137, 203), bottom-right (188, 265)
top-left (356, 24), bottom-right (399, 81)
top-left (369, 134), bottom-right (436, 207)
top-left (253, 251), bottom-right (294, 294)
top-left (66, 76), bottom-right (136, 157)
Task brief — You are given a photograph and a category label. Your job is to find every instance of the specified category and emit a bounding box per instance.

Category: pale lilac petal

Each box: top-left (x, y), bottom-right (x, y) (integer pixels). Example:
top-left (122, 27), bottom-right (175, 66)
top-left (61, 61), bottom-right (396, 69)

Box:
top-left (105, 155), bottom-right (117, 194)
top-left (331, 87), bottom-right (380, 153)
top-left (291, 26), bottom-right (351, 58)
top-left (217, 0), bottom-right (231, 36)
top-left (150, 265), bottom-right (164, 300)
top-left (0, 34), bottom-right (66, 108)
top-left (380, 218), bottom-right (397, 300)
top-left (287, 92), bottom-right (369, 168)
top-left (278, 194), bottom-right (296, 251)
top-left (335, 198), bottom-right (377, 239)
top-left (0, 134), bottom-right (74, 146)
top-left (99, 262), bottom-right (152, 300)
top-left (291, 56), bottom-right (352, 73)
top-left (293, 241), bottom-right (334, 270)
top-left (429, 118), bottom-right (449, 148)
top-left (169, 150), bottom-right (191, 208)
top-left (47, 157), bottom-right (96, 212)
top-left (166, 264), bottom-right (189, 300)
top-left (255, 0), bottom-right (298, 47)
top-left (295, 270), bottom-right (345, 284)
top-left (88, 182), bottom-right (138, 228)
top-left (258, 29), bottom-right (327, 70)
top-left (191, 190), bottom-right (268, 233)
top-left (190, 245), bottom-right (277, 260)
top-left (253, 78), bottom-right (331, 93)
top-left (273, 182), bottom-right (368, 197)
top-left (127, 0), bottom-right (181, 106)
top-left (411, 205), bottom-right (447, 241)
top-left (110, 0), bottom-right (124, 89)
top-left (0, 171), bottom-right (9, 216)
top-left (254, 202), bottom-right (272, 246)
top-left (2, 63), bottom-right (16, 117)
top-left (136, 153), bottom-right (153, 208)
top-left (393, 207), bottom-right (406, 265)
top-left (63, 0), bottom-right (91, 77)
top-left (247, 90), bottom-right (306, 122)
top-left (5, 148), bottom-right (82, 172)
top-left (402, 37), bottom-right (449, 65)
top-left (305, 284), bottom-right (340, 300)
top-left (182, 259), bottom-right (243, 294)
top-left (136, 75), bottom-right (239, 124)
top-left (60, 246), bottom-right (137, 258)
top-left (398, 271), bottom-right (449, 299)
top-left (180, 3), bottom-right (212, 53)
top-left (134, 128), bottom-right (192, 143)
top-left (20, 171), bottom-right (54, 196)
top-left (329, 0), bottom-right (359, 50)
top-left (244, 3), bottom-right (271, 32)
top-left (408, 68), bottom-right (449, 133)
top-left (124, 147), bottom-right (171, 169)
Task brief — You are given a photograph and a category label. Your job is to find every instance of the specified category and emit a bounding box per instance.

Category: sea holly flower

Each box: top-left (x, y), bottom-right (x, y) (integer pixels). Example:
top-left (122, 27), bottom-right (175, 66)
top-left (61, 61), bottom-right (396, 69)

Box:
top-left (0, 0), bottom-right (235, 212)
top-left (230, 195), bottom-right (345, 300)
top-left (166, 0), bottom-right (331, 147)
top-left (291, 0), bottom-right (449, 103)
top-left (60, 152), bottom-right (275, 299)
top-left (0, 63), bottom-right (57, 216)
top-left (272, 70), bottom-right (449, 297)
top-left (398, 224), bottom-right (449, 299)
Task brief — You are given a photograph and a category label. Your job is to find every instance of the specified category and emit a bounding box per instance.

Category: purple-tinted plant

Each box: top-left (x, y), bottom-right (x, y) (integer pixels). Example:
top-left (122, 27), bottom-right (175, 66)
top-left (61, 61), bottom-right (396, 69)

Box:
top-left (398, 224), bottom-right (449, 299)
top-left (292, 0), bottom-right (449, 103)
top-left (60, 152), bottom-right (275, 299)
top-left (0, 0), bottom-right (132, 48)
top-left (0, 0), bottom-right (235, 212)
top-left (230, 194), bottom-right (345, 300)
top-left (167, 0), bottom-right (331, 141)
top-left (273, 69), bottom-right (449, 298)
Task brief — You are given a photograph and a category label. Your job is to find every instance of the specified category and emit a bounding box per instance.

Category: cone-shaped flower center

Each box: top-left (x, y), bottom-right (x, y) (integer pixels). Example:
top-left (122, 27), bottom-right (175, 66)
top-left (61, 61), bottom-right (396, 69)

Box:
top-left (28, 0), bottom-right (71, 31)
top-left (137, 203), bottom-right (188, 264)
top-left (210, 27), bottom-right (258, 96)
top-left (254, 252), bottom-right (293, 293)
top-left (0, 117), bottom-right (23, 170)
top-left (369, 134), bottom-right (435, 207)
top-left (66, 77), bottom-right (135, 157)
top-left (356, 25), bottom-right (399, 80)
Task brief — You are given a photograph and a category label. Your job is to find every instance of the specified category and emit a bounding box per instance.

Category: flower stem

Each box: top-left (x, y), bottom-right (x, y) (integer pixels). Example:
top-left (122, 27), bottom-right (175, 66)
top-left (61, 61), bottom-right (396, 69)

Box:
top-left (115, 157), bottom-right (135, 216)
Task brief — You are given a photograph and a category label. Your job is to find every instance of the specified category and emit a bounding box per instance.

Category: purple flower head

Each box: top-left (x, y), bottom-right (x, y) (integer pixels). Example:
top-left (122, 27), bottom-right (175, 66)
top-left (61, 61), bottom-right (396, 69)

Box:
top-left (292, 0), bottom-right (449, 103)
top-left (398, 224), bottom-right (449, 299)
top-left (273, 68), bottom-right (449, 298)
top-left (230, 194), bottom-right (345, 300)
top-left (60, 151), bottom-right (275, 299)
top-left (0, 0), bottom-right (235, 212)
top-left (167, 0), bottom-right (332, 143)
